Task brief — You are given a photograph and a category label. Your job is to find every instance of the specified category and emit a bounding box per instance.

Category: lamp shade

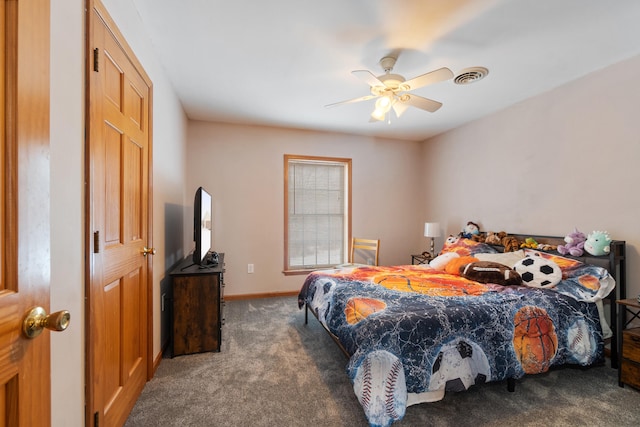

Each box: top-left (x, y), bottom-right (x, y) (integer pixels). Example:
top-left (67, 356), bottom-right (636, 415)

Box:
top-left (424, 222), bottom-right (441, 238)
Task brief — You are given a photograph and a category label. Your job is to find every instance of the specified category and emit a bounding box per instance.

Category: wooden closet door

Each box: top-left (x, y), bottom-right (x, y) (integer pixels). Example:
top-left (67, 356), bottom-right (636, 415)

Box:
top-left (0, 0), bottom-right (53, 425)
top-left (86, 1), bottom-right (153, 425)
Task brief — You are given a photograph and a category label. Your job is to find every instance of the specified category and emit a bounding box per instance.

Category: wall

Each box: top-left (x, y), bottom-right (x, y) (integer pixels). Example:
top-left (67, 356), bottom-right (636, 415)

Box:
top-left (50, 2), bottom-right (84, 425)
top-left (50, 0), bottom-right (188, 424)
top-left (186, 122), bottom-right (425, 297)
top-left (422, 53), bottom-right (640, 299)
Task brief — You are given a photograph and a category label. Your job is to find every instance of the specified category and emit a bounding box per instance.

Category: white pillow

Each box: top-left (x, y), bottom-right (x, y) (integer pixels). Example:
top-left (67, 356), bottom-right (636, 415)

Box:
top-left (475, 250), bottom-right (525, 268)
top-left (429, 252), bottom-right (460, 270)
top-left (513, 254), bottom-right (562, 288)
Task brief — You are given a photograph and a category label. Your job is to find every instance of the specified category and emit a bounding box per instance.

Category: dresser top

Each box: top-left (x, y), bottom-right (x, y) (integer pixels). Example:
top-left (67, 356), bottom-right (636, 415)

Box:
top-left (170, 253), bottom-right (225, 276)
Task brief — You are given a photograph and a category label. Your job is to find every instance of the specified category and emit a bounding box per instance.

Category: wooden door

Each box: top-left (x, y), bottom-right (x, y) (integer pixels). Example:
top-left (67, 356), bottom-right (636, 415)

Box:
top-left (0, 0), bottom-right (53, 425)
top-left (86, 1), bottom-right (153, 426)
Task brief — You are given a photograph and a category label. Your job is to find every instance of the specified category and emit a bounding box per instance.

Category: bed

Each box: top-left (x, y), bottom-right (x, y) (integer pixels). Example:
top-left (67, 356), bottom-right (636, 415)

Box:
top-left (297, 235), bottom-right (626, 427)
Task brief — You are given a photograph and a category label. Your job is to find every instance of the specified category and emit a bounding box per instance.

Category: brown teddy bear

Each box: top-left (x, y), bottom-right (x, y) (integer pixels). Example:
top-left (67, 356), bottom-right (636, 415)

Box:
top-left (498, 231), bottom-right (520, 252)
top-left (471, 233), bottom-right (485, 243)
top-left (484, 231), bottom-right (502, 245)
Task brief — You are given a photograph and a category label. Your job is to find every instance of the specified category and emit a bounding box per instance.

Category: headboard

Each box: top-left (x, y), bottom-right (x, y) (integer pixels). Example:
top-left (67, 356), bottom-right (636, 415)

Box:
top-left (488, 233), bottom-right (626, 368)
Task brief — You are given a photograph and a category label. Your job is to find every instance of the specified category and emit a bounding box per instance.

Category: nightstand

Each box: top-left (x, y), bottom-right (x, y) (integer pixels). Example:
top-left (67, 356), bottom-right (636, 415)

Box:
top-left (411, 253), bottom-right (431, 265)
top-left (616, 298), bottom-right (640, 389)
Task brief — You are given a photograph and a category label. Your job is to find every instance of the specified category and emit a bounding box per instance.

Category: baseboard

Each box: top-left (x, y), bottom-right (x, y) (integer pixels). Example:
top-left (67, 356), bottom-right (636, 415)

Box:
top-left (152, 349), bottom-right (162, 375)
top-left (224, 290), bottom-right (298, 301)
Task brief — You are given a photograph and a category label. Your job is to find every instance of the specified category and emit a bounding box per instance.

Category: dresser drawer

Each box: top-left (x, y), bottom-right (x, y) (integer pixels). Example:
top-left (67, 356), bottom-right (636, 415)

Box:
top-left (621, 359), bottom-right (640, 389)
top-left (622, 328), bottom-right (640, 362)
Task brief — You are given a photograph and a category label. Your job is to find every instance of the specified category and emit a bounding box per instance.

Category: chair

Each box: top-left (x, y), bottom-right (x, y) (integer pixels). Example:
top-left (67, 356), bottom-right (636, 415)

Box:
top-left (349, 238), bottom-right (380, 266)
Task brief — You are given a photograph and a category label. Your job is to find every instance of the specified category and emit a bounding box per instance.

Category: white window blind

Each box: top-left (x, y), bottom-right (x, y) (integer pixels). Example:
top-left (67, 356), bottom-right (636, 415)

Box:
top-left (286, 156), bottom-right (350, 270)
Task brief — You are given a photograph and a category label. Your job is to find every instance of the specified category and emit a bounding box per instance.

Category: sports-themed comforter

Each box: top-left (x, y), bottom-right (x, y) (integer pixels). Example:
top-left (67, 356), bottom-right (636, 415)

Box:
top-left (297, 245), bottom-right (615, 427)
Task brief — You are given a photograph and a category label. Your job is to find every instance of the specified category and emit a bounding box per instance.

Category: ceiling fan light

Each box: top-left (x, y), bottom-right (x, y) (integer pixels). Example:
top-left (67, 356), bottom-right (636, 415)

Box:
top-left (375, 96), bottom-right (392, 111)
top-left (370, 108), bottom-right (386, 121)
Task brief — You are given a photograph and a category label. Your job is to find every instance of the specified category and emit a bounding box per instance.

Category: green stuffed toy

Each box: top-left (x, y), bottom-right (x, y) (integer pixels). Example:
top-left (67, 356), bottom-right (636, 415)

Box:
top-left (584, 230), bottom-right (612, 256)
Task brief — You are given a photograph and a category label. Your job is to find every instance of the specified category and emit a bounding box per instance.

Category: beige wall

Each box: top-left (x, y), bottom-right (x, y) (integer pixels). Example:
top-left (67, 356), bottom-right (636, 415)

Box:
top-left (422, 53), bottom-right (640, 298)
top-left (50, 0), bottom-right (188, 424)
top-left (50, 2), bottom-right (84, 425)
top-left (186, 122), bottom-right (426, 296)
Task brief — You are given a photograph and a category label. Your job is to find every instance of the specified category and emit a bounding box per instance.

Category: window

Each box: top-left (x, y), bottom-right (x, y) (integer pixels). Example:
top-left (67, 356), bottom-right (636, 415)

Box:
top-left (284, 155), bottom-right (351, 273)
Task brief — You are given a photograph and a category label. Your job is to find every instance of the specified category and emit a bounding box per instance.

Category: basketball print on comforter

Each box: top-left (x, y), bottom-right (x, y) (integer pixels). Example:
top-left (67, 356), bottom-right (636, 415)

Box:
top-left (512, 305), bottom-right (558, 374)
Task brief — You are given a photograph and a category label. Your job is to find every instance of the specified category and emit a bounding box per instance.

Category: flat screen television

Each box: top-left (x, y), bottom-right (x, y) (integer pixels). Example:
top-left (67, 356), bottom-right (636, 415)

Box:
top-left (192, 186), bottom-right (212, 265)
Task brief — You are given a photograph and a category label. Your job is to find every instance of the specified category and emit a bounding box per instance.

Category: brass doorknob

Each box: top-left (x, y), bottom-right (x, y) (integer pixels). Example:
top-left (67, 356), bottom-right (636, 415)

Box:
top-left (142, 247), bottom-right (156, 256)
top-left (22, 307), bottom-right (71, 339)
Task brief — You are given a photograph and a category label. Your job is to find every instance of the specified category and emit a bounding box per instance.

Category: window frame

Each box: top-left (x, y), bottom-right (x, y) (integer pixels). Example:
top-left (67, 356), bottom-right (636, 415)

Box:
top-left (283, 154), bottom-right (352, 275)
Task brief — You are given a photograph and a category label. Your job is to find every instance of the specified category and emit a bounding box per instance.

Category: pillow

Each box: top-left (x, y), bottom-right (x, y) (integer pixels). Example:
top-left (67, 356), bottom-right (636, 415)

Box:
top-left (440, 238), bottom-right (499, 257)
top-left (429, 252), bottom-right (460, 270)
top-left (444, 255), bottom-right (479, 276)
top-left (522, 249), bottom-right (615, 302)
top-left (513, 254), bottom-right (562, 288)
top-left (475, 250), bottom-right (526, 268)
top-left (522, 249), bottom-right (583, 273)
top-left (461, 261), bottom-right (522, 286)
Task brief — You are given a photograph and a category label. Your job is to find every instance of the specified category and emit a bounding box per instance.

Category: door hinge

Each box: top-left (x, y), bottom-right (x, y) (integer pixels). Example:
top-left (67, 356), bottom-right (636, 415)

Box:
top-left (94, 411), bottom-right (99, 427)
top-left (93, 48), bottom-right (99, 72)
top-left (93, 231), bottom-right (100, 253)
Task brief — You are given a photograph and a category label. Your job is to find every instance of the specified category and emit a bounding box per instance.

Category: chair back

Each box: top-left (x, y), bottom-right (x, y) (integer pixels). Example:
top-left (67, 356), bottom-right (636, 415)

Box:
top-left (349, 238), bottom-right (380, 266)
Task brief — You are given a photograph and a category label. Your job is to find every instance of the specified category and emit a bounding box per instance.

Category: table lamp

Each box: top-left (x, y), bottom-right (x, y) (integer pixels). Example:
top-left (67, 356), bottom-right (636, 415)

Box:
top-left (424, 222), bottom-right (441, 258)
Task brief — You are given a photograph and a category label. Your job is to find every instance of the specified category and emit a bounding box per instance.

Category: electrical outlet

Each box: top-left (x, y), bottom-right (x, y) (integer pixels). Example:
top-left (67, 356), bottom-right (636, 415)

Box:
top-left (248, 264), bottom-right (254, 274)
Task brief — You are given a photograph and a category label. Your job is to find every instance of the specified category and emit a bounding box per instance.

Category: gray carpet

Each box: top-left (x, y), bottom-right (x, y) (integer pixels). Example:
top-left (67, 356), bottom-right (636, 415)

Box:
top-left (125, 296), bottom-right (640, 426)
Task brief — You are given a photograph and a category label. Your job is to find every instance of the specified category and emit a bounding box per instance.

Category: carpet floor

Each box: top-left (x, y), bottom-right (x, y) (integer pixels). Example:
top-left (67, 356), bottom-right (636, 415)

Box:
top-left (125, 296), bottom-right (640, 426)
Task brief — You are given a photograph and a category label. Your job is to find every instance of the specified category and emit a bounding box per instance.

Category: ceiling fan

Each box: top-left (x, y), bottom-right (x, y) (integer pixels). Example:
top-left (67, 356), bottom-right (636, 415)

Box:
top-left (326, 55), bottom-right (454, 122)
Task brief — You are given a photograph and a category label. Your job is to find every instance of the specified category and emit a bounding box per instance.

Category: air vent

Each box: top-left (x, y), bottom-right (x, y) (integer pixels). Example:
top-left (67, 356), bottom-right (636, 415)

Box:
top-left (454, 67), bottom-right (489, 85)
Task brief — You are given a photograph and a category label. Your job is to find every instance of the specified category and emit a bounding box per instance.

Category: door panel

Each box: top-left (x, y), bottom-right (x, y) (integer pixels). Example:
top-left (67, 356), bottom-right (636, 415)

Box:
top-left (86, 1), bottom-right (153, 426)
top-left (0, 0), bottom-right (52, 425)
top-left (105, 124), bottom-right (122, 244)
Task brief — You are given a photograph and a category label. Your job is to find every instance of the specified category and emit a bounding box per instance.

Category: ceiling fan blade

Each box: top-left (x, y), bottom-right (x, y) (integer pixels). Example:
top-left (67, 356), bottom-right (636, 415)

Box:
top-left (401, 94), bottom-right (443, 113)
top-left (324, 94), bottom-right (377, 108)
top-left (392, 101), bottom-right (410, 118)
top-left (351, 70), bottom-right (384, 87)
top-left (401, 67), bottom-right (454, 91)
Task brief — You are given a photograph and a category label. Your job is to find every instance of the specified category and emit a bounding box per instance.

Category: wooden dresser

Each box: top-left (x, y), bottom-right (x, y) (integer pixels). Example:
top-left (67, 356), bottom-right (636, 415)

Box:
top-left (617, 298), bottom-right (640, 389)
top-left (169, 253), bottom-right (225, 357)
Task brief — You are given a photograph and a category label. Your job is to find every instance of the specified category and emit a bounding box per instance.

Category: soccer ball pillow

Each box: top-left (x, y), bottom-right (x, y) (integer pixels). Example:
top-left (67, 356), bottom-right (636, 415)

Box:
top-left (514, 254), bottom-right (562, 288)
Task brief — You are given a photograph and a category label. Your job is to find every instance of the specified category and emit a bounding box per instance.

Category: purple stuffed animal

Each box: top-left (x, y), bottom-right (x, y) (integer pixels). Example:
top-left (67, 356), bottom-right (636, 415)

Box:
top-left (557, 227), bottom-right (586, 256)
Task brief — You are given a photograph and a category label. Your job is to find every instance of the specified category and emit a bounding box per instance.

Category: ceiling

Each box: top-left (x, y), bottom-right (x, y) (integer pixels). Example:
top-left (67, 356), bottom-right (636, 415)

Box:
top-left (131, 0), bottom-right (640, 141)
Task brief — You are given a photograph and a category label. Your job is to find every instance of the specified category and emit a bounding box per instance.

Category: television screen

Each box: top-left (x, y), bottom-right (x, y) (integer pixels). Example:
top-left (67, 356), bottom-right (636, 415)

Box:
top-left (193, 187), bottom-right (212, 265)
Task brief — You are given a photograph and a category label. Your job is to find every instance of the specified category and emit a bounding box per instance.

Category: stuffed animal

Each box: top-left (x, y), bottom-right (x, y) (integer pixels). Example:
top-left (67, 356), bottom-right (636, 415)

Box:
top-left (537, 243), bottom-right (557, 251)
top-left (471, 233), bottom-right (485, 243)
top-left (520, 237), bottom-right (539, 249)
top-left (557, 227), bottom-right (586, 257)
top-left (484, 231), bottom-right (502, 245)
top-left (584, 230), bottom-right (612, 256)
top-left (460, 221), bottom-right (480, 239)
top-left (498, 232), bottom-right (520, 252)
top-left (445, 235), bottom-right (459, 245)
top-left (502, 236), bottom-right (520, 252)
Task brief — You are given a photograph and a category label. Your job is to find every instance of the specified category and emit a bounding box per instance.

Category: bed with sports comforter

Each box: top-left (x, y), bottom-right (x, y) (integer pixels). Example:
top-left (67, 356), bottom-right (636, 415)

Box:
top-left (297, 237), bottom-right (625, 427)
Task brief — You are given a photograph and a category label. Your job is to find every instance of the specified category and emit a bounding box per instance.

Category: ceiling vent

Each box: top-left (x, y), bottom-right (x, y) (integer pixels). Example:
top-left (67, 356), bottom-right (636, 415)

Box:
top-left (454, 67), bottom-right (489, 85)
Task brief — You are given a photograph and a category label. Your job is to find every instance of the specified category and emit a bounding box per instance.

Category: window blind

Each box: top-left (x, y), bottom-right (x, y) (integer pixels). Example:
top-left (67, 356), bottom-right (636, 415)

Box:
top-left (287, 158), bottom-right (347, 269)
